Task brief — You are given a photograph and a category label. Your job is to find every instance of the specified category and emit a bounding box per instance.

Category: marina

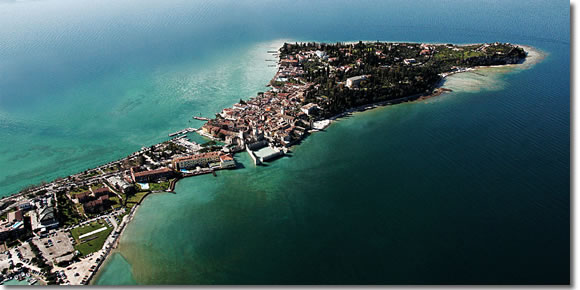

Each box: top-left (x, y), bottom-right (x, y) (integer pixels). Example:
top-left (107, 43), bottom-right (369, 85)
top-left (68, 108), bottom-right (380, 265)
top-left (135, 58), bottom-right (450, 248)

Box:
top-left (168, 128), bottom-right (196, 137)
top-left (0, 0), bottom-right (568, 285)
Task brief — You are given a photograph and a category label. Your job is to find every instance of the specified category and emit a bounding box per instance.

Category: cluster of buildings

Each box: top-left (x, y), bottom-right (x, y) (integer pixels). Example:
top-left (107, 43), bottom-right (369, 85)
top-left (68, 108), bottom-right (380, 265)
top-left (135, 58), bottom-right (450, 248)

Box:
top-left (30, 197), bottom-right (59, 233)
top-left (475, 42), bottom-right (509, 53)
top-left (73, 187), bottom-right (113, 214)
top-left (201, 89), bottom-right (321, 150)
top-left (171, 151), bottom-right (235, 171)
top-left (126, 151), bottom-right (236, 183)
top-left (1, 196), bottom-right (61, 242)
top-left (0, 210), bottom-right (26, 242)
top-left (130, 167), bottom-right (174, 183)
top-left (201, 92), bottom-right (319, 148)
top-left (197, 47), bottom-right (335, 151)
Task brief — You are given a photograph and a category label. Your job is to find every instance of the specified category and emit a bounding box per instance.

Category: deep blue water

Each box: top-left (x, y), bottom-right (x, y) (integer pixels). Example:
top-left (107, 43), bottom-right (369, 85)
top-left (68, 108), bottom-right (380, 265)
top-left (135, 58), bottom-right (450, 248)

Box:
top-left (0, 0), bottom-right (570, 285)
top-left (0, 0), bottom-right (569, 197)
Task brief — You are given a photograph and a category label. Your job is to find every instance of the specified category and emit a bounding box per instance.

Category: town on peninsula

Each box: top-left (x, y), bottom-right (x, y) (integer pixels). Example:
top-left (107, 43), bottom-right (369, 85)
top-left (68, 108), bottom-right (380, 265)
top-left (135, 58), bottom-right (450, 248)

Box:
top-left (0, 41), bottom-right (527, 285)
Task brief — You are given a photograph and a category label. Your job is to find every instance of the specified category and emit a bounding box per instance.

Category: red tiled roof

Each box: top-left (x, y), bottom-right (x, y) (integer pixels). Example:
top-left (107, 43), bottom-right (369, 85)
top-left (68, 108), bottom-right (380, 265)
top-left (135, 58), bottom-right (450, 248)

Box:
top-left (93, 187), bottom-right (110, 194)
top-left (133, 167), bottom-right (172, 177)
top-left (220, 155), bottom-right (234, 161)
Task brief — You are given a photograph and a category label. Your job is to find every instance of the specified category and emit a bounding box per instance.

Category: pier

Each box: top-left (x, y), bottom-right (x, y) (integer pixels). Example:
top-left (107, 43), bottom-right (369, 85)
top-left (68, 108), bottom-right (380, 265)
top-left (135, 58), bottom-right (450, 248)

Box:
top-left (168, 127), bottom-right (196, 137)
top-left (246, 145), bottom-right (261, 165)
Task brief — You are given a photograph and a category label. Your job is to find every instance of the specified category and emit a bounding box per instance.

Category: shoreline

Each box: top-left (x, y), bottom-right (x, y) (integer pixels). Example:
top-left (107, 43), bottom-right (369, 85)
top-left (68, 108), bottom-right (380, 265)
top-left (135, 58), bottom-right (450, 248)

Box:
top-left (88, 202), bottom-right (140, 285)
top-left (0, 43), bottom-right (543, 202)
top-left (94, 45), bottom-right (545, 284)
top-left (1, 41), bottom-right (543, 285)
top-left (310, 44), bottom-right (545, 132)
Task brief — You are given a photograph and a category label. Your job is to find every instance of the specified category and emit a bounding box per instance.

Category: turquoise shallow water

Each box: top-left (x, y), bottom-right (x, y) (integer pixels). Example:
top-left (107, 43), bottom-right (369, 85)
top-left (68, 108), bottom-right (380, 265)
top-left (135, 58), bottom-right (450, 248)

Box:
top-left (0, 0), bottom-right (569, 197)
top-left (2, 279), bottom-right (29, 286)
top-left (96, 43), bottom-right (569, 284)
top-left (0, 0), bottom-right (569, 285)
top-left (92, 252), bottom-right (137, 285)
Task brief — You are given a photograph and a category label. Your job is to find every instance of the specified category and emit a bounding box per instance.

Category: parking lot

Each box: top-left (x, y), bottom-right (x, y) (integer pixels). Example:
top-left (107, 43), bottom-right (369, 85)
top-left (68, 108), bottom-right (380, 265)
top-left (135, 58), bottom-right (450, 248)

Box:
top-left (0, 252), bottom-right (10, 272)
top-left (32, 231), bottom-right (75, 264)
top-left (17, 242), bottom-right (36, 263)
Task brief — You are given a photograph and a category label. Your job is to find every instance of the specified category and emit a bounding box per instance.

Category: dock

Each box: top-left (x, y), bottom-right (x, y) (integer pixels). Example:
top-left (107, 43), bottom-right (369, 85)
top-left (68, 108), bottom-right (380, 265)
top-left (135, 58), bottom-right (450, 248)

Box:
top-left (168, 128), bottom-right (196, 137)
top-left (193, 116), bottom-right (210, 121)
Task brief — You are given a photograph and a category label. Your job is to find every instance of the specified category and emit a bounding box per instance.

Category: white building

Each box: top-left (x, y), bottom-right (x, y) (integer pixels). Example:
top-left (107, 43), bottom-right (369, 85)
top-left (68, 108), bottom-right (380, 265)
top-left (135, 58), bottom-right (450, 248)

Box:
top-left (315, 50), bottom-right (328, 60)
top-left (346, 75), bottom-right (367, 88)
top-left (172, 152), bottom-right (221, 170)
top-left (219, 155), bottom-right (236, 169)
top-left (31, 198), bottom-right (59, 232)
top-left (301, 103), bottom-right (320, 116)
top-left (106, 175), bottom-right (132, 193)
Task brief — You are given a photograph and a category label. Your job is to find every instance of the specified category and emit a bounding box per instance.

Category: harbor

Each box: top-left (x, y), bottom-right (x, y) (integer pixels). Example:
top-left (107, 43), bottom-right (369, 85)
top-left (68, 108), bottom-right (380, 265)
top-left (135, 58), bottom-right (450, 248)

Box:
top-left (168, 128), bottom-right (196, 137)
top-left (0, 40), bottom-right (541, 286)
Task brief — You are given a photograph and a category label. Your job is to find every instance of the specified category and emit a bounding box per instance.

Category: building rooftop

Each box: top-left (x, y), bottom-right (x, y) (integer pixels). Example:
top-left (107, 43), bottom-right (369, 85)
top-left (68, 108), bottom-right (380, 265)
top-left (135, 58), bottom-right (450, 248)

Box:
top-left (347, 75), bottom-right (367, 82)
top-left (133, 167), bottom-right (173, 177)
top-left (173, 151), bottom-right (221, 163)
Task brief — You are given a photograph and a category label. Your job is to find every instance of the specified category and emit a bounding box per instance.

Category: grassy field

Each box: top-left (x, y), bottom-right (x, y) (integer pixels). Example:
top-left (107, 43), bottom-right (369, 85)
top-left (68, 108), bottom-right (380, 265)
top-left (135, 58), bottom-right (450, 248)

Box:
top-left (149, 181), bottom-right (170, 192)
top-left (124, 202), bottom-right (137, 210)
top-left (126, 191), bottom-right (149, 204)
top-left (103, 166), bottom-right (120, 173)
top-left (69, 186), bottom-right (90, 196)
top-left (109, 196), bottom-right (122, 209)
top-left (70, 221), bottom-right (113, 256)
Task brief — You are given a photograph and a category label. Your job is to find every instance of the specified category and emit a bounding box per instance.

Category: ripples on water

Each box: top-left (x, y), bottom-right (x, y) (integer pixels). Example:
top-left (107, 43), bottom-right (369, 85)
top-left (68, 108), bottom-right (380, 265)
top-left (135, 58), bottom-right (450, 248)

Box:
top-left (0, 0), bottom-right (569, 285)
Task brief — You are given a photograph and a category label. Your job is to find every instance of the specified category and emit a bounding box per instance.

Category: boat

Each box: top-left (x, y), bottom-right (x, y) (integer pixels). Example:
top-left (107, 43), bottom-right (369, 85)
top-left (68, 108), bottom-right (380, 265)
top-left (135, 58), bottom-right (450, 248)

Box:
top-left (193, 116), bottom-right (210, 121)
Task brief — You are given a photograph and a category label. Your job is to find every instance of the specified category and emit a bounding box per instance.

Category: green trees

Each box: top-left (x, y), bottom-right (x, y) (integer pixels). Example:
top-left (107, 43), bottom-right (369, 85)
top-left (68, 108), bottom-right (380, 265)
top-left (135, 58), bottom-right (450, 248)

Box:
top-left (56, 190), bottom-right (84, 226)
top-left (282, 42), bottom-right (524, 116)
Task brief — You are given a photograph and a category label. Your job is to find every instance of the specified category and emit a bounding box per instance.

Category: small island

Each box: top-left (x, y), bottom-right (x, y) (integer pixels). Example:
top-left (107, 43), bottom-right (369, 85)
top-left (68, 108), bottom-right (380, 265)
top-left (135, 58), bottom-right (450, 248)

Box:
top-left (0, 41), bottom-right (527, 285)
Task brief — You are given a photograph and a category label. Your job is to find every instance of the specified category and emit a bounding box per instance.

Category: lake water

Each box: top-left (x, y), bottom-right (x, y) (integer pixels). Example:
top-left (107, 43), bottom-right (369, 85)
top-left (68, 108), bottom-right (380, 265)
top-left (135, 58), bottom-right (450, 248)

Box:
top-left (0, 0), bottom-right (569, 285)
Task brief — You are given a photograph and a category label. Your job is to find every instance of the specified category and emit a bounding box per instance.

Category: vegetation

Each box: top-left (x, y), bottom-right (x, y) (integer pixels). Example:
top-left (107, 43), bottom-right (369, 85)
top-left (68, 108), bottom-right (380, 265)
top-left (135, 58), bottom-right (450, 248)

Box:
top-left (126, 191), bottom-right (149, 204)
top-left (109, 196), bottom-right (122, 209)
top-left (158, 142), bottom-right (187, 160)
top-left (70, 221), bottom-right (113, 256)
top-left (102, 165), bottom-right (120, 173)
top-left (279, 41), bottom-right (526, 116)
top-left (55, 190), bottom-right (84, 226)
top-left (199, 145), bottom-right (222, 153)
top-left (124, 202), bottom-right (137, 210)
top-left (149, 181), bottom-right (170, 192)
top-left (69, 185), bottom-right (90, 196)
top-left (201, 140), bottom-right (218, 147)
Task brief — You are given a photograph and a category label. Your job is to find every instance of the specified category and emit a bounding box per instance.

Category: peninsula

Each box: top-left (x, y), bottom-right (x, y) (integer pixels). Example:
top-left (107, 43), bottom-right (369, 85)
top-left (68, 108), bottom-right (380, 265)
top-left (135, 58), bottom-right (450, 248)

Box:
top-left (0, 41), bottom-right (527, 285)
